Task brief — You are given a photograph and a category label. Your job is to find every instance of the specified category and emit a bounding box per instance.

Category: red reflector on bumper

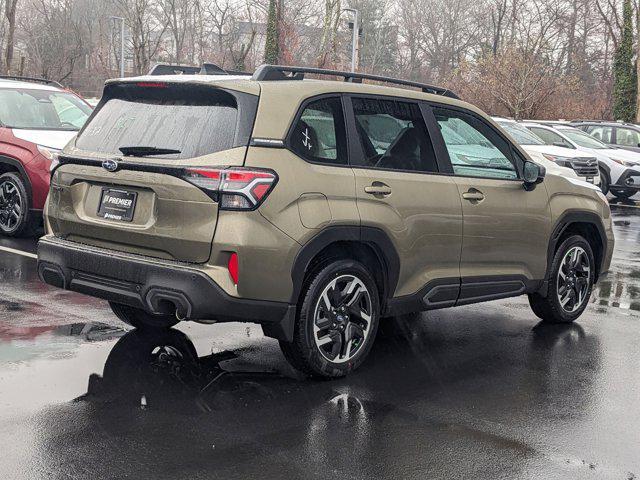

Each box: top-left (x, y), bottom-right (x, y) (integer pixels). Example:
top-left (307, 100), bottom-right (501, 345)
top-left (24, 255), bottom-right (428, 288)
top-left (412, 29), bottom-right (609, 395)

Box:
top-left (228, 253), bottom-right (239, 285)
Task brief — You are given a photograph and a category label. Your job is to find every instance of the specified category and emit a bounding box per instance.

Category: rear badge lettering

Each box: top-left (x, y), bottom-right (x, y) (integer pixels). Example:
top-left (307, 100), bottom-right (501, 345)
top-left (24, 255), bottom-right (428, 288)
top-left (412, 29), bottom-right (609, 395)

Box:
top-left (97, 188), bottom-right (137, 222)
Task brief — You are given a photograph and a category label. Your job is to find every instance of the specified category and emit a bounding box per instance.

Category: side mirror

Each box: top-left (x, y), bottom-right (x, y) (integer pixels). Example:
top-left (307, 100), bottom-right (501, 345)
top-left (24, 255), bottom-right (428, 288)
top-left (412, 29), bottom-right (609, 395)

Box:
top-left (523, 161), bottom-right (545, 191)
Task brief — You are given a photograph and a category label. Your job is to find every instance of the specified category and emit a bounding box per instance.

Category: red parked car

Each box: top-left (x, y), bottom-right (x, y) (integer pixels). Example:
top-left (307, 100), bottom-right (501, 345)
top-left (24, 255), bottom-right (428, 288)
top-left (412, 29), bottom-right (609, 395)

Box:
top-left (0, 76), bottom-right (92, 236)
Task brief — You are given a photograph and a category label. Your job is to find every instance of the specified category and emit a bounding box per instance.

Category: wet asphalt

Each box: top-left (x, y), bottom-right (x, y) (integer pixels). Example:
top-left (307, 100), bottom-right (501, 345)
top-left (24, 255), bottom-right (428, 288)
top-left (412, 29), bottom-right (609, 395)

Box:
top-left (0, 202), bottom-right (639, 480)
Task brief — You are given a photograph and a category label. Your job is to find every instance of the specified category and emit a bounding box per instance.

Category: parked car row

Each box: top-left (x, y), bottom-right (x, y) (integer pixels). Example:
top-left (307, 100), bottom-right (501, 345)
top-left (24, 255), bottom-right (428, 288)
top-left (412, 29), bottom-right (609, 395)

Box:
top-left (494, 117), bottom-right (640, 200)
top-left (525, 122), bottom-right (640, 199)
top-left (493, 117), bottom-right (601, 187)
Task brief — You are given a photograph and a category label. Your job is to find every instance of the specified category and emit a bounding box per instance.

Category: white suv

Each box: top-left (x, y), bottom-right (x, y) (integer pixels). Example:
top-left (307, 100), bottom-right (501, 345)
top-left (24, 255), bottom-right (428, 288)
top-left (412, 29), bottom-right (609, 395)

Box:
top-left (524, 122), bottom-right (640, 200)
top-left (494, 118), bottom-right (601, 187)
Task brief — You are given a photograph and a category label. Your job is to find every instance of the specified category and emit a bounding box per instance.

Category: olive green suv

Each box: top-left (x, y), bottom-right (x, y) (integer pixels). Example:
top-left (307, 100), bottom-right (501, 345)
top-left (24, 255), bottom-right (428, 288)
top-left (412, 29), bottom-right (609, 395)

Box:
top-left (37, 65), bottom-right (614, 377)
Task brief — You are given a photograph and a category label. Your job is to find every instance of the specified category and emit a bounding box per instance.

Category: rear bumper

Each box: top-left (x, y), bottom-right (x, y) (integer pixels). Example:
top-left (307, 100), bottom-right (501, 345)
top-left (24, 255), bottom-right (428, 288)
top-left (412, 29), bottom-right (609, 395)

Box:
top-left (37, 236), bottom-right (295, 341)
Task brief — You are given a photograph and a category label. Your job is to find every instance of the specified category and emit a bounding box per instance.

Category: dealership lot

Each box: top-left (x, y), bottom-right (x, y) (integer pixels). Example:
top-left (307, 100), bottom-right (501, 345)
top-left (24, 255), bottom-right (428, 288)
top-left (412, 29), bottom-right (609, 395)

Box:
top-left (0, 201), bottom-right (638, 480)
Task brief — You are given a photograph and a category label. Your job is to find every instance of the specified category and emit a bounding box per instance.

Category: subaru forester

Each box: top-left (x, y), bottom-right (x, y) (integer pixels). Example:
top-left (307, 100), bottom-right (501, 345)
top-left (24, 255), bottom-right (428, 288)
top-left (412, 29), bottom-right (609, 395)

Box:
top-left (37, 65), bottom-right (614, 377)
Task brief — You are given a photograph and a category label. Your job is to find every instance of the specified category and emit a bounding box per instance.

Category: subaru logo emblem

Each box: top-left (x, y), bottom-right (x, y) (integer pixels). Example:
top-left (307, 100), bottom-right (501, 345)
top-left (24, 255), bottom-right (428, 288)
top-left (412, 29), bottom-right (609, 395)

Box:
top-left (102, 159), bottom-right (119, 172)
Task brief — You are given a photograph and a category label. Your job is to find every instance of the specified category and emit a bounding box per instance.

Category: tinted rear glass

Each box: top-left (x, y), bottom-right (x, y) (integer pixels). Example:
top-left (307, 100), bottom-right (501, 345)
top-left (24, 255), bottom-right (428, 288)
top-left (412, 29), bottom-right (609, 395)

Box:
top-left (76, 84), bottom-right (239, 159)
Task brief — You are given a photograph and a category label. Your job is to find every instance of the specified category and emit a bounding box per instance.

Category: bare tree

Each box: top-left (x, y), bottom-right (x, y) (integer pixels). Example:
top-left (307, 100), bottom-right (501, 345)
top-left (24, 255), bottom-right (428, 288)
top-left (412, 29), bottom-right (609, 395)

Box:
top-left (160, 0), bottom-right (196, 64)
top-left (19, 0), bottom-right (84, 81)
top-left (204, 0), bottom-right (235, 66)
top-left (0, 0), bottom-right (627, 120)
top-left (113, 0), bottom-right (167, 74)
top-left (2, 0), bottom-right (18, 74)
top-left (317, 0), bottom-right (341, 68)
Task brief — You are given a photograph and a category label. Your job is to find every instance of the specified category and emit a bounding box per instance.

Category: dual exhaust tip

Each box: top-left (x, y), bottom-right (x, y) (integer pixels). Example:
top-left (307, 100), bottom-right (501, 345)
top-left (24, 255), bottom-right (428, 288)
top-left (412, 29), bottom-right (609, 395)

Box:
top-left (38, 263), bottom-right (191, 321)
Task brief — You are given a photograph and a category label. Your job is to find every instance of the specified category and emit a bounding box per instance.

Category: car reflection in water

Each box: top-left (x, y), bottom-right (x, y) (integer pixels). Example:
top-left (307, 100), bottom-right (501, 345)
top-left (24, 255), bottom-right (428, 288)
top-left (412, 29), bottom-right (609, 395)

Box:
top-left (44, 318), bottom-right (602, 480)
top-left (82, 328), bottom-right (292, 413)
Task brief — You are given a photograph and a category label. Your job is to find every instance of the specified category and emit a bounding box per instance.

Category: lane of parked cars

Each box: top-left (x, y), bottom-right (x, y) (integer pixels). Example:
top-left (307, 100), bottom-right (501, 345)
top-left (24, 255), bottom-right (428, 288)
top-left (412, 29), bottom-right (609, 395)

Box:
top-left (494, 117), bottom-right (640, 201)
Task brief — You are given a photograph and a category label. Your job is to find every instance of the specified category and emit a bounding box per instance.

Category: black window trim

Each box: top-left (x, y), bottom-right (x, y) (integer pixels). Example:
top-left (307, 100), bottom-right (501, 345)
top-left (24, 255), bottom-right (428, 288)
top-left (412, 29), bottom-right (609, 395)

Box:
top-left (284, 92), bottom-right (351, 168)
top-left (427, 101), bottom-right (525, 182)
top-left (344, 92), bottom-right (452, 177)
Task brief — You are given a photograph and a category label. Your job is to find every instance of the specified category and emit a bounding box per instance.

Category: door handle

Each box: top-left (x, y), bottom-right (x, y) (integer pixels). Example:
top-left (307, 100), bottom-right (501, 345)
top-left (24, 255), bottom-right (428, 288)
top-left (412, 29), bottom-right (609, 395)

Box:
top-left (462, 189), bottom-right (485, 202)
top-left (364, 182), bottom-right (392, 196)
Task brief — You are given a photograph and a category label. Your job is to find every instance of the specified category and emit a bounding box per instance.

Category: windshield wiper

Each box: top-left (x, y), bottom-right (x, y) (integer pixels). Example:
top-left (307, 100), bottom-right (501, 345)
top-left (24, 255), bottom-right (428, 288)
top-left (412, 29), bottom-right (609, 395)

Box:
top-left (119, 146), bottom-right (181, 157)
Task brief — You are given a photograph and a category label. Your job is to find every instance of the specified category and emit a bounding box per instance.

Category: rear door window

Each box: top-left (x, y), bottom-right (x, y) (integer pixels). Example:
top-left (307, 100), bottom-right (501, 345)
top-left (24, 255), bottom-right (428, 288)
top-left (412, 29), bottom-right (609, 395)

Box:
top-left (289, 96), bottom-right (348, 165)
top-left (615, 127), bottom-right (640, 147)
top-left (585, 125), bottom-right (613, 144)
top-left (76, 84), bottom-right (244, 159)
top-left (350, 97), bottom-right (439, 173)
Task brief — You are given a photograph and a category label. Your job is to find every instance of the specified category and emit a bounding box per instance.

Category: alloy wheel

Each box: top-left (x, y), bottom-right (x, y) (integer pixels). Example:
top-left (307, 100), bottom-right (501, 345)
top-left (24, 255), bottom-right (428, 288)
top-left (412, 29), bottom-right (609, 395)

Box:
top-left (0, 179), bottom-right (24, 233)
top-left (313, 274), bottom-right (373, 364)
top-left (557, 246), bottom-right (591, 313)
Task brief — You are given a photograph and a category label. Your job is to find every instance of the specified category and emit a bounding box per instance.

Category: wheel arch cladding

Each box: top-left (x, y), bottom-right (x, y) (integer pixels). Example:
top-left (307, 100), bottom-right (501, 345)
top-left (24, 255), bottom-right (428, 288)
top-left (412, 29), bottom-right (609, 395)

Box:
top-left (548, 211), bottom-right (606, 282)
top-left (290, 226), bottom-right (400, 308)
top-left (0, 156), bottom-right (33, 207)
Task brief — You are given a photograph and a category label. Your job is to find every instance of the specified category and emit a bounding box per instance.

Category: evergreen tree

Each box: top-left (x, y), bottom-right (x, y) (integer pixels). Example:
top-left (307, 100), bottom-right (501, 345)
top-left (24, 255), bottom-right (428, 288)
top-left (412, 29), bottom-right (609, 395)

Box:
top-left (613, 0), bottom-right (637, 122)
top-left (264, 0), bottom-right (280, 64)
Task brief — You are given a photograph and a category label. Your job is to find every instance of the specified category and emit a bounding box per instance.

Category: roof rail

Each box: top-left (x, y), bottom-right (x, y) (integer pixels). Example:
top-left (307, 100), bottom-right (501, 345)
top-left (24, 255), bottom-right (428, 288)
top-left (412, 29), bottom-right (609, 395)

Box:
top-left (251, 65), bottom-right (459, 99)
top-left (148, 63), bottom-right (250, 77)
top-left (0, 75), bottom-right (63, 89)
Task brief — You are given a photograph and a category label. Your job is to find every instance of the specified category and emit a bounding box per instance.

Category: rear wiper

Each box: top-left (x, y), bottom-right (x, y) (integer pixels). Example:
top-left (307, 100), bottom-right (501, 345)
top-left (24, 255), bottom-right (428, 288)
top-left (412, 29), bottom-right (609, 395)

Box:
top-left (119, 146), bottom-right (181, 157)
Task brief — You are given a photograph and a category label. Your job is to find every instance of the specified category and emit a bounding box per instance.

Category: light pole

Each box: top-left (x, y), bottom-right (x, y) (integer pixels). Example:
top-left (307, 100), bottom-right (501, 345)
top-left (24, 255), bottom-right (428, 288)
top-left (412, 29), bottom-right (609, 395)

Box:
top-left (344, 8), bottom-right (360, 72)
top-left (110, 16), bottom-right (126, 78)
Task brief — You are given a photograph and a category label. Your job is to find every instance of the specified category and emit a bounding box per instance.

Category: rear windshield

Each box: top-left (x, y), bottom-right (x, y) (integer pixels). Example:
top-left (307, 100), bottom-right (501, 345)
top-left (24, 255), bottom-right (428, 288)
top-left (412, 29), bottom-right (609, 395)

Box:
top-left (0, 88), bottom-right (92, 130)
top-left (76, 84), bottom-right (241, 159)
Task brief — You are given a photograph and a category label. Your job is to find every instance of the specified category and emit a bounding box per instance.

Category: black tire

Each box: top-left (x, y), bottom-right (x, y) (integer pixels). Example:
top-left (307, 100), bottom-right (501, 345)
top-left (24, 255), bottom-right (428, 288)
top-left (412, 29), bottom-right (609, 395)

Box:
top-left (279, 259), bottom-right (380, 378)
top-left (109, 301), bottom-right (180, 329)
top-left (599, 168), bottom-right (609, 195)
top-left (0, 172), bottom-right (38, 237)
top-left (528, 235), bottom-right (595, 324)
top-left (610, 188), bottom-right (636, 200)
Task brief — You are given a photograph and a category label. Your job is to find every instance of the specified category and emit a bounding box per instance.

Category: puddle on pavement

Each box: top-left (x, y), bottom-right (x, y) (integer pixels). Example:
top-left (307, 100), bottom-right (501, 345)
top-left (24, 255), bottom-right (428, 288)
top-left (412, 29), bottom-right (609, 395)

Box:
top-left (591, 271), bottom-right (640, 313)
top-left (0, 321), bottom-right (127, 363)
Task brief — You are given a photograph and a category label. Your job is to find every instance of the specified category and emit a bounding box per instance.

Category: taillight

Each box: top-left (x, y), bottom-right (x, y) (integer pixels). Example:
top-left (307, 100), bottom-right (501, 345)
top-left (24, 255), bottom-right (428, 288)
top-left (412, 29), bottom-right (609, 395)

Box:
top-left (182, 167), bottom-right (277, 210)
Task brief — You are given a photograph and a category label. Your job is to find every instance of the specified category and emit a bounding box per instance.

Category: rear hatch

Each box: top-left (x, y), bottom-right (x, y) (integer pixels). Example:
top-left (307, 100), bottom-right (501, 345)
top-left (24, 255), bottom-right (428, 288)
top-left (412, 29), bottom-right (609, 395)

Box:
top-left (47, 79), bottom-right (259, 263)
